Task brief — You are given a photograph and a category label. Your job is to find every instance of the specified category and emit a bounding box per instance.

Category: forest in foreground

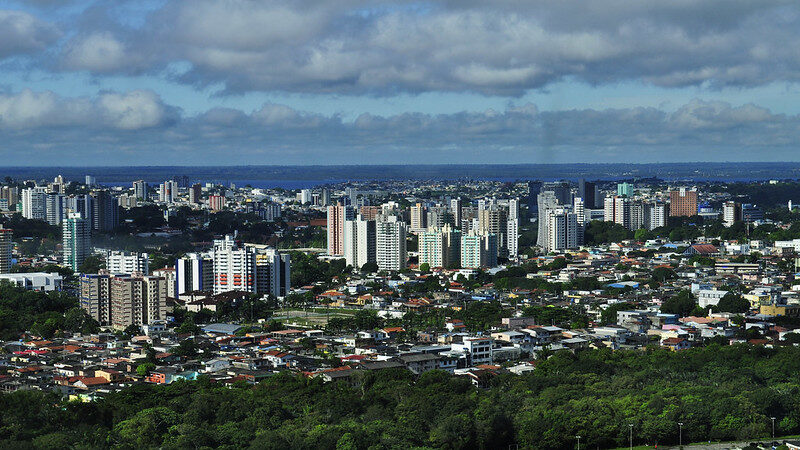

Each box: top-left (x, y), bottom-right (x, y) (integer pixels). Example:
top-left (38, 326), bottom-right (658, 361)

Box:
top-left (2, 344), bottom-right (799, 449)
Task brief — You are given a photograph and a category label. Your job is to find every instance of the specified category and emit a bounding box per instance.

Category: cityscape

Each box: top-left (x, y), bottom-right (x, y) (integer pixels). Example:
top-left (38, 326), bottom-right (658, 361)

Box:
top-left (3, 1), bottom-right (800, 449)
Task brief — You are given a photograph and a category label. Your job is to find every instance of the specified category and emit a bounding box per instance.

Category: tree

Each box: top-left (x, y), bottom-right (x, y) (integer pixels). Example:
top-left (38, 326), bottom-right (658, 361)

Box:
top-left (715, 292), bottom-right (750, 314)
top-left (601, 302), bottom-right (634, 325)
top-left (419, 263), bottom-right (431, 273)
top-left (660, 290), bottom-right (697, 316)
top-left (77, 255), bottom-right (105, 274)
top-left (360, 261), bottom-right (379, 273)
top-left (634, 228), bottom-right (650, 241)
top-left (137, 363), bottom-right (156, 377)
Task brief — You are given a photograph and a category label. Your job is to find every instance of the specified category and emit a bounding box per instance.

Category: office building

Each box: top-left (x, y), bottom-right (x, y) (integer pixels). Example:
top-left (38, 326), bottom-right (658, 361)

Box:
top-left (343, 215), bottom-right (376, 270)
top-left (106, 251), bottom-right (149, 275)
top-left (741, 204), bottom-right (764, 223)
top-left (420, 224), bottom-right (461, 268)
top-left (578, 179), bottom-right (600, 208)
top-left (63, 212), bottom-right (90, 272)
top-left (644, 202), bottom-right (668, 230)
top-left (327, 203), bottom-right (354, 256)
top-left (159, 180), bottom-right (178, 203)
top-left (0, 228), bottom-right (11, 273)
top-left (133, 180), bottom-right (148, 200)
top-left (376, 215), bottom-right (407, 271)
top-left (45, 192), bottom-right (63, 226)
top-left (176, 252), bottom-right (213, 295)
top-left (461, 232), bottom-right (498, 268)
top-left (189, 184), bottom-right (202, 204)
top-left (669, 188), bottom-right (698, 217)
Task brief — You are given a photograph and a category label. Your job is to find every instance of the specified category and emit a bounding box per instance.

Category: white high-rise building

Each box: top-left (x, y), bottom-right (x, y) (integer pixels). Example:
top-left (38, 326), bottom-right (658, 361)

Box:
top-left (604, 196), bottom-right (631, 229)
top-left (45, 193), bottom-right (64, 226)
top-left (450, 198), bottom-right (463, 227)
top-left (343, 215), bottom-right (376, 271)
top-left (644, 202), bottom-right (668, 230)
top-left (410, 203), bottom-right (427, 233)
top-left (63, 212), bottom-right (90, 272)
top-left (133, 180), bottom-right (148, 200)
top-left (212, 235), bottom-right (257, 294)
top-left (545, 209), bottom-right (578, 252)
top-left (249, 244), bottom-right (291, 298)
top-left (22, 187), bottom-right (48, 220)
top-left (722, 201), bottom-right (741, 227)
top-left (537, 191), bottom-right (559, 250)
top-left (176, 252), bottom-right (213, 295)
top-left (327, 203), bottom-right (354, 256)
top-left (376, 216), bottom-right (407, 271)
top-left (106, 251), bottom-right (149, 274)
top-left (159, 180), bottom-right (178, 203)
top-left (299, 189), bottom-right (312, 204)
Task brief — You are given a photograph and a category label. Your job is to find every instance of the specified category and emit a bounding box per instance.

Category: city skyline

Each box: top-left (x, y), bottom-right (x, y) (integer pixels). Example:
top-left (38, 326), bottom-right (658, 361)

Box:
top-left (1, 1), bottom-right (800, 164)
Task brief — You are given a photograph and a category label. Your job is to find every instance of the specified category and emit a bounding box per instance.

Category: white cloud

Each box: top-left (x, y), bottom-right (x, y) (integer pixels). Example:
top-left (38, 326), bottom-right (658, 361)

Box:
top-left (61, 32), bottom-right (129, 72)
top-left (0, 10), bottom-right (60, 58)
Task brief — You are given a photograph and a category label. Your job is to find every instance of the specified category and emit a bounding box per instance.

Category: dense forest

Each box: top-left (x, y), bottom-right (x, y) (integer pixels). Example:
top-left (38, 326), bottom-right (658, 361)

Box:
top-left (1, 344), bottom-right (798, 449)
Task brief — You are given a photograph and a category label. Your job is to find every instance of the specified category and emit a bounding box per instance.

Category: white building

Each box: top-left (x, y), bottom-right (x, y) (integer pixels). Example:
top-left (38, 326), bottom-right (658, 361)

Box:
top-left (63, 212), bottom-right (90, 272)
top-left (376, 215), bottom-right (407, 271)
top-left (461, 232), bottom-right (498, 268)
top-left (451, 337), bottom-right (493, 365)
top-left (152, 268), bottom-right (176, 298)
top-left (545, 209), bottom-right (578, 252)
top-left (420, 224), bottom-right (461, 268)
top-left (22, 187), bottom-right (48, 221)
top-left (697, 289), bottom-right (728, 308)
top-left (0, 272), bottom-right (63, 291)
top-left (343, 215), bottom-right (376, 270)
top-left (176, 252), bottom-right (213, 295)
top-left (106, 251), bottom-right (149, 275)
top-left (212, 235), bottom-right (257, 294)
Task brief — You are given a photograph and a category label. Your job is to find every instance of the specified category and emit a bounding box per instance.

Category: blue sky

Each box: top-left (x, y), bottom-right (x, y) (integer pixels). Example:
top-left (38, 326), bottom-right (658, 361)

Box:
top-left (1, 0), bottom-right (800, 165)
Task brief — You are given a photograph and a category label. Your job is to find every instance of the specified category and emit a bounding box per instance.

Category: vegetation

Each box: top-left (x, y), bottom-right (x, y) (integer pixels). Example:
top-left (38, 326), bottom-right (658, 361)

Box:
top-left (2, 345), bottom-right (800, 448)
top-left (0, 282), bottom-right (94, 339)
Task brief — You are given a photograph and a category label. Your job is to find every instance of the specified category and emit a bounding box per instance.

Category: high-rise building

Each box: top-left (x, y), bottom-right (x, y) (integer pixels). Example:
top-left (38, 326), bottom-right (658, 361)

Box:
top-left (63, 212), bottom-right (90, 272)
top-left (80, 273), bottom-right (113, 325)
top-left (327, 203), bottom-right (353, 256)
top-left (669, 188), bottom-right (698, 217)
top-left (461, 232), bottom-right (498, 268)
top-left (537, 191), bottom-right (559, 250)
top-left (541, 182), bottom-right (572, 205)
top-left (644, 202), bottom-right (668, 231)
top-left (250, 245), bottom-right (291, 298)
top-left (22, 187), bottom-right (48, 220)
top-left (111, 274), bottom-right (168, 329)
top-left (741, 204), bottom-right (764, 223)
top-left (85, 175), bottom-right (96, 186)
top-left (343, 215), bottom-right (376, 270)
top-left (258, 203), bottom-right (282, 222)
top-left (133, 180), bottom-right (148, 200)
top-left (45, 192), bottom-right (64, 225)
top-left (722, 201), bottom-right (740, 227)
top-left (0, 186), bottom-right (19, 211)
top-left (106, 251), bottom-right (149, 274)
top-left (359, 205), bottom-right (380, 221)
top-left (159, 180), bottom-right (178, 203)
top-left (209, 195), bottom-right (226, 211)
top-left (578, 179), bottom-right (599, 208)
top-left (545, 209), bottom-right (578, 252)
top-left (189, 183), bottom-right (202, 204)
top-left (63, 194), bottom-right (94, 227)
top-left (410, 203), bottom-right (427, 233)
top-left (212, 235), bottom-right (256, 294)
top-left (0, 228), bottom-right (12, 273)
top-left (299, 189), bottom-right (313, 204)
top-left (604, 196), bottom-right (631, 229)
top-left (320, 189), bottom-right (331, 207)
top-left (617, 182), bottom-right (633, 198)
top-left (91, 190), bottom-right (119, 232)
top-left (176, 252), bottom-right (213, 295)
top-left (152, 267), bottom-right (176, 299)
top-left (450, 198), bottom-right (463, 227)
top-left (420, 224), bottom-right (461, 268)
top-left (376, 215), bottom-right (407, 271)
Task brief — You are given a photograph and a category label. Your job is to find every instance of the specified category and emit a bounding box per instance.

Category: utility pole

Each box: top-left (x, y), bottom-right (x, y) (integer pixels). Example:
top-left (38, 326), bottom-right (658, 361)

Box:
top-left (771, 417), bottom-right (776, 438)
top-left (576, 435), bottom-right (581, 450)
top-left (678, 422), bottom-right (684, 448)
top-left (629, 423), bottom-right (633, 450)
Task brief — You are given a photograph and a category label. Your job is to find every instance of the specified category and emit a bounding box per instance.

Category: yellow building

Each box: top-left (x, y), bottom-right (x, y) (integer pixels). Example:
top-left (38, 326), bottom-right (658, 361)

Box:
top-left (760, 304), bottom-right (800, 317)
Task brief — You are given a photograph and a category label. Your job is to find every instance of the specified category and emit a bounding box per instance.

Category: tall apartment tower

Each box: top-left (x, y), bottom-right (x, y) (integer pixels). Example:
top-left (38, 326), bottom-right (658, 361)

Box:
top-left (106, 251), bottom-right (149, 274)
top-left (545, 209), bottom-right (578, 252)
top-left (450, 198), bottom-right (463, 228)
top-left (0, 228), bottom-right (12, 273)
top-left (644, 202), bottom-right (668, 230)
top-left (111, 275), bottom-right (168, 329)
top-left (133, 180), bottom-right (148, 200)
top-left (80, 273), bottom-right (113, 325)
top-left (22, 187), bottom-right (48, 220)
top-left (327, 203), bottom-right (353, 256)
top-left (669, 188), bottom-right (698, 217)
top-left (461, 232), bottom-right (498, 269)
top-left (159, 180), bottom-right (178, 203)
top-left (420, 224), bottom-right (461, 268)
top-left (537, 191), bottom-right (560, 250)
top-left (175, 252), bottom-right (213, 295)
top-left (212, 235), bottom-right (256, 294)
top-left (189, 184), bottom-right (202, 204)
top-left (92, 190), bottom-right (119, 232)
top-left (723, 201), bottom-right (741, 227)
top-left (343, 215), bottom-right (376, 270)
top-left (410, 203), bottom-right (427, 233)
top-left (250, 245), bottom-right (291, 298)
top-left (63, 212), bottom-right (90, 272)
top-left (376, 215), bottom-right (407, 271)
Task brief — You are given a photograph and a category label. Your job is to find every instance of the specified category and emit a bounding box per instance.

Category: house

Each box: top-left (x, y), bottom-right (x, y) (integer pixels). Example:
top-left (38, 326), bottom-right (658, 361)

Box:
top-left (263, 350), bottom-right (295, 367)
top-left (662, 337), bottom-right (691, 351)
top-left (399, 353), bottom-right (439, 374)
top-left (202, 359), bottom-right (231, 373)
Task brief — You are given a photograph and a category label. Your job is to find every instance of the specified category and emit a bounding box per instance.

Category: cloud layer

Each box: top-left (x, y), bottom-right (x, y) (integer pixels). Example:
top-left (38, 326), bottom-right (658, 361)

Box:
top-left (4, 0), bottom-right (800, 95)
top-left (0, 89), bottom-right (798, 164)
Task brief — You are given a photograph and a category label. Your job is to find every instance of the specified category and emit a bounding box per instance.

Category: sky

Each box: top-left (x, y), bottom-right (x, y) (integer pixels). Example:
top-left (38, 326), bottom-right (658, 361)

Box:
top-left (1, 0), bottom-right (800, 165)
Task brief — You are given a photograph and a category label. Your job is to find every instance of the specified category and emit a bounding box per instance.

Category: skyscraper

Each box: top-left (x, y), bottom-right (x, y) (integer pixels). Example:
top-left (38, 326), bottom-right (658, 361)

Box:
top-left (45, 192), bottom-right (64, 225)
top-left (420, 224), bottom-right (461, 268)
top-left (111, 274), bottom-right (168, 329)
top-left (133, 180), bottom-right (148, 200)
top-left (578, 179), bottom-right (599, 208)
top-left (507, 198), bottom-right (520, 259)
top-left (343, 215), bottom-right (376, 270)
top-left (159, 180), bottom-right (178, 203)
top-left (450, 198), bottom-right (463, 227)
top-left (212, 235), bottom-right (256, 294)
top-left (209, 195), bottom-right (226, 211)
top-left (189, 183), bottom-right (202, 204)
top-left (545, 209), bottom-right (578, 252)
top-left (91, 190), bottom-right (119, 232)
top-left (0, 228), bottom-right (12, 273)
top-left (63, 212), bottom-right (90, 272)
top-left (376, 215), bottom-right (407, 271)
top-left (537, 191), bottom-right (559, 250)
top-left (106, 251), bottom-right (149, 274)
top-left (461, 232), bottom-right (498, 268)
top-left (669, 188), bottom-right (698, 217)
top-left (410, 203), bottom-right (427, 233)
top-left (175, 252), bottom-right (213, 295)
top-left (327, 203), bottom-right (353, 256)
top-left (21, 186), bottom-right (47, 220)
top-left (617, 182), bottom-right (633, 198)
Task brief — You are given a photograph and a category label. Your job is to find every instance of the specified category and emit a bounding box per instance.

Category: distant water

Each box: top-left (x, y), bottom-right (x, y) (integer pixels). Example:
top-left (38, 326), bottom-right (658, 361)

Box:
top-left (4, 163), bottom-right (800, 186)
